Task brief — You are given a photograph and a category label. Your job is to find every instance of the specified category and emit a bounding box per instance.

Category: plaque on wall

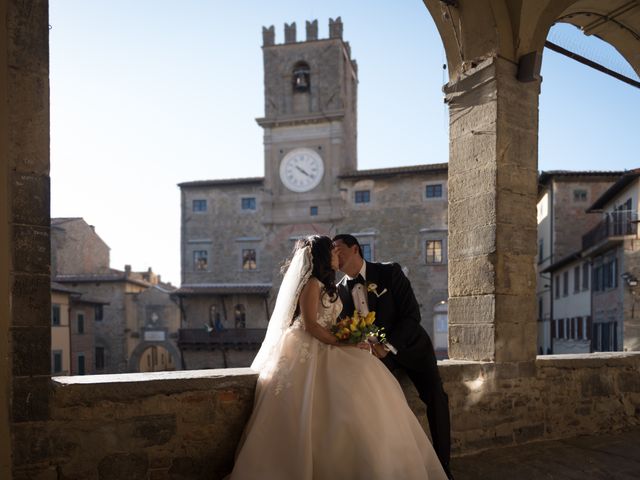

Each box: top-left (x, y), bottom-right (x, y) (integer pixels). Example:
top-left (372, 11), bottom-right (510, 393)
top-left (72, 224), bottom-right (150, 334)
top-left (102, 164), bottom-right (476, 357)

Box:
top-left (144, 330), bottom-right (166, 342)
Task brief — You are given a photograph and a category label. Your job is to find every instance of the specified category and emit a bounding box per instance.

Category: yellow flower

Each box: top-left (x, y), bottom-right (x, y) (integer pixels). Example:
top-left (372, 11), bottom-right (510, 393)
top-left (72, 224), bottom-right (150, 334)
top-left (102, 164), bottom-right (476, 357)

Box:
top-left (365, 312), bottom-right (376, 325)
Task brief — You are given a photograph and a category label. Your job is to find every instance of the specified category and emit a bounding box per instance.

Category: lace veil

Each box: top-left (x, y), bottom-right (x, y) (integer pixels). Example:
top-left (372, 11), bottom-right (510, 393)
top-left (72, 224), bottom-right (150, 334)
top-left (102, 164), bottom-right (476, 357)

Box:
top-left (251, 245), bottom-right (313, 374)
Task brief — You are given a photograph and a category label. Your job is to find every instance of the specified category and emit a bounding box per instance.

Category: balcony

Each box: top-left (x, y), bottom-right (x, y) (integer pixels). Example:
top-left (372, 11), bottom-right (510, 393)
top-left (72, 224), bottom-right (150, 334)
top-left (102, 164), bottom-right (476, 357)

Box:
top-left (582, 211), bottom-right (638, 251)
top-left (178, 328), bottom-right (266, 349)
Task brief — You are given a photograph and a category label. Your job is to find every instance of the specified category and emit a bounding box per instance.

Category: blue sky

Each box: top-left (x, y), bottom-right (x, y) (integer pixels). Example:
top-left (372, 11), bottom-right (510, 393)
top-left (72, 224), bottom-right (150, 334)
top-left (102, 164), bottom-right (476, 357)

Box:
top-left (49, 1), bottom-right (639, 285)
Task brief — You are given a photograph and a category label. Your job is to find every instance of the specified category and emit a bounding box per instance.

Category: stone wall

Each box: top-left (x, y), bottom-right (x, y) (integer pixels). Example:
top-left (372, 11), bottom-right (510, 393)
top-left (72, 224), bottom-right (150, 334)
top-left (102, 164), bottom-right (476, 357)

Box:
top-left (1, 1), bottom-right (51, 478)
top-left (337, 171), bottom-right (449, 338)
top-left (552, 179), bottom-right (619, 261)
top-left (12, 353), bottom-right (640, 479)
top-left (180, 170), bottom-right (450, 341)
top-left (51, 218), bottom-right (110, 275)
top-left (623, 239), bottom-right (640, 351)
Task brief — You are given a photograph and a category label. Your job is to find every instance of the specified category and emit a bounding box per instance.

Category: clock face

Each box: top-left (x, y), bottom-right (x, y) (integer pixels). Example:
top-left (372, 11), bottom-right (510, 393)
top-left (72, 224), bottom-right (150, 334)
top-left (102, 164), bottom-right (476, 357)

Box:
top-left (279, 148), bottom-right (324, 193)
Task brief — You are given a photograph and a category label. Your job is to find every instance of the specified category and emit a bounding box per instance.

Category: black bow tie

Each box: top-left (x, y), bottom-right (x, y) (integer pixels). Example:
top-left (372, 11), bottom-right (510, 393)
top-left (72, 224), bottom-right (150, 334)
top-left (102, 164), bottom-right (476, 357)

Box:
top-left (346, 274), bottom-right (365, 290)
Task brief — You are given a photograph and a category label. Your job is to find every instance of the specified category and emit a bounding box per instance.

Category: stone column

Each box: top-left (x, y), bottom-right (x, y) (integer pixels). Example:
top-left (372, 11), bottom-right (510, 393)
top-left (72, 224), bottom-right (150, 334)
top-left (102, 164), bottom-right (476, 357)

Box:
top-left (445, 56), bottom-right (539, 363)
top-left (1, 0), bottom-right (51, 477)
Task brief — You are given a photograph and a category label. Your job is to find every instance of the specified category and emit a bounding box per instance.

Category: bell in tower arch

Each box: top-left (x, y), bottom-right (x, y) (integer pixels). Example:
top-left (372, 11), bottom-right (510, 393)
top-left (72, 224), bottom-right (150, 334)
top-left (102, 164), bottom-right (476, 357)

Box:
top-left (292, 62), bottom-right (310, 93)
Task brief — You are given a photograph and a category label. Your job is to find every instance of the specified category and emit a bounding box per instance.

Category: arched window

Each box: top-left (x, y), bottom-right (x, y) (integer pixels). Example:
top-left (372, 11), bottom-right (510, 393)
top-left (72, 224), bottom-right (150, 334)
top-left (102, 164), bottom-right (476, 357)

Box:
top-left (292, 62), bottom-right (310, 93)
top-left (234, 304), bottom-right (246, 329)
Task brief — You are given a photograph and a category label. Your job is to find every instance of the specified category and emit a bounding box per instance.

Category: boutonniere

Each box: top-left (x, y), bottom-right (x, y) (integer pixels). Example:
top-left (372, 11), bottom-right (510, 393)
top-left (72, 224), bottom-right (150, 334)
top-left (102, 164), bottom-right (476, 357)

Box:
top-left (366, 282), bottom-right (387, 298)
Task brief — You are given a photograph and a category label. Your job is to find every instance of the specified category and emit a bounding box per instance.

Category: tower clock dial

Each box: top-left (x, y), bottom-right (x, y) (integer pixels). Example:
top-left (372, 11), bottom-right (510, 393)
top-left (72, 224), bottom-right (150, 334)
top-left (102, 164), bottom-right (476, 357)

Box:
top-left (279, 148), bottom-right (324, 193)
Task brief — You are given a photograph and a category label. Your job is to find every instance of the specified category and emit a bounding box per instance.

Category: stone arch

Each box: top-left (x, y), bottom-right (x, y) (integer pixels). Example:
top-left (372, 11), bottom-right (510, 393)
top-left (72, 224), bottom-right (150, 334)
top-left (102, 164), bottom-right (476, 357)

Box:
top-left (128, 340), bottom-right (182, 372)
top-left (292, 60), bottom-right (311, 92)
top-left (421, 0), bottom-right (639, 363)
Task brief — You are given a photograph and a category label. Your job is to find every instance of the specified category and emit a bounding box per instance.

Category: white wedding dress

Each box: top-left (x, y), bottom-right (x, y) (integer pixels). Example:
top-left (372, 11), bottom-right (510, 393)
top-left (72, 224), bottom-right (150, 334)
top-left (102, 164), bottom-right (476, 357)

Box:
top-left (228, 277), bottom-right (447, 480)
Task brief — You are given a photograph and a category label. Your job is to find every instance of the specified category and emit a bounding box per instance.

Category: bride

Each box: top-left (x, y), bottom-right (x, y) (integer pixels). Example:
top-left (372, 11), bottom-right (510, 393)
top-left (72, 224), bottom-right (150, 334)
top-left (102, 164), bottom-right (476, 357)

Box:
top-left (227, 235), bottom-right (447, 479)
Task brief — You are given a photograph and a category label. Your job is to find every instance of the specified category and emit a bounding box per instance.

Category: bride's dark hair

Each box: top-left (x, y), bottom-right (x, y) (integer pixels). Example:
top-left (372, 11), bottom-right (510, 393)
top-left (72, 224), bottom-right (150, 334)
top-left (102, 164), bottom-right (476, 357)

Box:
top-left (282, 235), bottom-right (338, 315)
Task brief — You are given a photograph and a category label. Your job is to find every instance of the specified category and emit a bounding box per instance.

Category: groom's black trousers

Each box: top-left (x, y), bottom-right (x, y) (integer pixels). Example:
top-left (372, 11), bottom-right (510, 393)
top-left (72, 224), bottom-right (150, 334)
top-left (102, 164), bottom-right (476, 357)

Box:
top-left (382, 337), bottom-right (451, 471)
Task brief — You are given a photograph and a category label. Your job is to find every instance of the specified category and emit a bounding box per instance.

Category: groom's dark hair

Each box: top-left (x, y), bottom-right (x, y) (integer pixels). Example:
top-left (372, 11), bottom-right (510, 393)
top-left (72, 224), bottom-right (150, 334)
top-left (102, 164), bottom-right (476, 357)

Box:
top-left (332, 234), bottom-right (363, 258)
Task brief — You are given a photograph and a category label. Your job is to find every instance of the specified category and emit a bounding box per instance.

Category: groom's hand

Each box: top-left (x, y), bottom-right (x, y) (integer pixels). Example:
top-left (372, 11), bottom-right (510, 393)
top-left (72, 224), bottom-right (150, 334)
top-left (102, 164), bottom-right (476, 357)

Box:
top-left (371, 343), bottom-right (389, 359)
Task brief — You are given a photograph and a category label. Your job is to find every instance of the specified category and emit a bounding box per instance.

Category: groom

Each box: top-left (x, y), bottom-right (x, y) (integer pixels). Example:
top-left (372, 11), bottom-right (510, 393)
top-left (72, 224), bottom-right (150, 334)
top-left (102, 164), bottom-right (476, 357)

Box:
top-left (333, 234), bottom-right (453, 479)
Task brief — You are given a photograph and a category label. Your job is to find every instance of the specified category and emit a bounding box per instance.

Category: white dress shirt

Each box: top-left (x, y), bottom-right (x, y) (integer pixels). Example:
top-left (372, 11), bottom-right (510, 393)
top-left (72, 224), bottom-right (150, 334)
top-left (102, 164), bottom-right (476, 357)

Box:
top-left (345, 262), bottom-right (397, 355)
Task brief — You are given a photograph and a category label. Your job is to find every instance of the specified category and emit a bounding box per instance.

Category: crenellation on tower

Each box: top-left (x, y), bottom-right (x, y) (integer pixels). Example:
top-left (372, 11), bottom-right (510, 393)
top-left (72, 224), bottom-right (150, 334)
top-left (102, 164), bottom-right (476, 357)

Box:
top-left (284, 22), bottom-right (297, 44)
top-left (263, 18), bottom-right (346, 46)
top-left (329, 16), bottom-right (343, 39)
top-left (306, 19), bottom-right (318, 41)
top-left (262, 25), bottom-right (275, 47)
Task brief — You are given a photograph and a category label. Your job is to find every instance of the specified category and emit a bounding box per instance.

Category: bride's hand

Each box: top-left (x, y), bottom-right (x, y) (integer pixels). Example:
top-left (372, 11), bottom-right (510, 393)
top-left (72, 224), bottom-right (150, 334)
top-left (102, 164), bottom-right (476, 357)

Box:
top-left (356, 341), bottom-right (372, 352)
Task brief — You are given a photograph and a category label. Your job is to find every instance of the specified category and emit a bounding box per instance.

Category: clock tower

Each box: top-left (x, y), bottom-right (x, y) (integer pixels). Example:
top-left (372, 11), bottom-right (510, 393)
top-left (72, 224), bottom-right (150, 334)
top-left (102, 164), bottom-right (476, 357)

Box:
top-left (256, 18), bottom-right (358, 224)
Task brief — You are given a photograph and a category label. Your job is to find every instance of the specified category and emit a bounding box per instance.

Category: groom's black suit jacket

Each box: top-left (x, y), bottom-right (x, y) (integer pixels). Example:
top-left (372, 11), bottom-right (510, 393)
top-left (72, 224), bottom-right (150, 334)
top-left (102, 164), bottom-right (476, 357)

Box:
top-left (337, 261), bottom-right (434, 372)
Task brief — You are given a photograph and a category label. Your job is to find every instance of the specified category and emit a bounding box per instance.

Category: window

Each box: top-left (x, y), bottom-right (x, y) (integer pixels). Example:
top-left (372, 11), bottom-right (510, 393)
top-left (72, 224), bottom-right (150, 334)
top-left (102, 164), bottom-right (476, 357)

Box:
top-left (538, 297), bottom-right (543, 321)
top-left (593, 260), bottom-right (603, 292)
top-left (558, 319), bottom-right (564, 339)
top-left (573, 266), bottom-right (580, 293)
top-left (241, 197), bottom-right (256, 210)
top-left (562, 271), bottom-right (569, 297)
top-left (194, 250), bottom-right (208, 271)
top-left (95, 305), bottom-right (103, 321)
top-left (234, 305), bottom-right (246, 329)
top-left (52, 304), bottom-right (61, 326)
top-left (426, 240), bottom-right (443, 264)
top-left (77, 312), bottom-right (85, 334)
top-left (77, 353), bottom-right (86, 375)
top-left (192, 199), bottom-right (207, 212)
top-left (52, 351), bottom-right (62, 374)
top-left (605, 256), bottom-right (617, 289)
top-left (538, 239), bottom-right (544, 263)
top-left (573, 189), bottom-right (587, 202)
top-left (554, 276), bottom-right (560, 299)
top-left (551, 319), bottom-right (556, 339)
top-left (577, 316), bottom-right (583, 339)
top-left (570, 318), bottom-right (576, 339)
top-left (310, 206), bottom-right (318, 216)
top-left (361, 243), bottom-right (372, 262)
top-left (95, 347), bottom-right (105, 370)
top-left (354, 190), bottom-right (370, 204)
top-left (242, 249), bottom-right (257, 270)
top-left (425, 184), bottom-right (443, 198)
top-left (292, 61), bottom-right (310, 92)
top-left (582, 263), bottom-right (589, 290)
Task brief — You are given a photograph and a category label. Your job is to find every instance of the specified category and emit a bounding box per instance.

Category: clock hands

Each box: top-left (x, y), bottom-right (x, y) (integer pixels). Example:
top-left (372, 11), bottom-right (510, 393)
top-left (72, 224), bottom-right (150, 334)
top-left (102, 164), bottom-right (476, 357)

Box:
top-left (295, 165), bottom-right (312, 178)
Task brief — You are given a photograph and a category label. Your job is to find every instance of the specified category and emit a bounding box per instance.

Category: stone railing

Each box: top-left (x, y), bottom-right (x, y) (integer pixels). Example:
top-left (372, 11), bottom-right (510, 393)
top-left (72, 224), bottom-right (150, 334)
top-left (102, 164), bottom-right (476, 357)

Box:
top-left (13, 353), bottom-right (640, 479)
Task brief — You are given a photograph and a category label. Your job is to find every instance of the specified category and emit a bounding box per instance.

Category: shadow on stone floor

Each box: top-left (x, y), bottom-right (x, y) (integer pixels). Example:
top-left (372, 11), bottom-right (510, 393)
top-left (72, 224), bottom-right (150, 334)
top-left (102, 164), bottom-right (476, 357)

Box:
top-left (451, 428), bottom-right (640, 480)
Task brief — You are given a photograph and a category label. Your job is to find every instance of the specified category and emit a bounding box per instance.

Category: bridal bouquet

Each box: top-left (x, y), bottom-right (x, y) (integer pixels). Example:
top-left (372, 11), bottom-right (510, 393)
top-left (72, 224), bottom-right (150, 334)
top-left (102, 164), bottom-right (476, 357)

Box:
top-left (331, 310), bottom-right (386, 345)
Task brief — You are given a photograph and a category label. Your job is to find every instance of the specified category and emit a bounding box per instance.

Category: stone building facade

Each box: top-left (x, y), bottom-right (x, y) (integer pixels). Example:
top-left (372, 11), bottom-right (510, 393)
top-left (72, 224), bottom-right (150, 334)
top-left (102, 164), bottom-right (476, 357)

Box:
top-left (177, 19), bottom-right (449, 366)
top-left (50, 284), bottom-right (73, 376)
top-left (583, 170), bottom-right (640, 352)
top-left (51, 218), bottom-right (181, 373)
top-left (536, 171), bottom-right (623, 354)
top-left (539, 169), bottom-right (640, 354)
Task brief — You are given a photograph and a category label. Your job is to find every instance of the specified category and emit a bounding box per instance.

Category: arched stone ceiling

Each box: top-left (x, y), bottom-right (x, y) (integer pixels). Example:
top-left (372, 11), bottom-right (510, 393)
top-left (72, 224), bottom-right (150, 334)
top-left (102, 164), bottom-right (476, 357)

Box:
top-left (423, 0), bottom-right (640, 80)
top-left (555, 0), bottom-right (640, 76)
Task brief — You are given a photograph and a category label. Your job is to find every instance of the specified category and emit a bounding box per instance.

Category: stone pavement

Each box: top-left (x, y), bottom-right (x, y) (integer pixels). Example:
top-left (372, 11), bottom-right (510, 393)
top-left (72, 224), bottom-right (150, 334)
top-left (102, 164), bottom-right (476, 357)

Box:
top-left (451, 428), bottom-right (640, 480)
